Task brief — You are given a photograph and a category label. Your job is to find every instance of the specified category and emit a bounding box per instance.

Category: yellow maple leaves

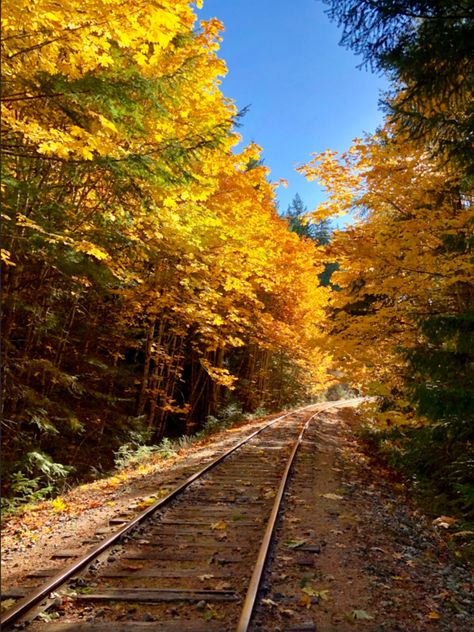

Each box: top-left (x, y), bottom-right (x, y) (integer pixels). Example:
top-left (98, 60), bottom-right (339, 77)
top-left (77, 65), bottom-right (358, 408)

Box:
top-left (299, 124), bottom-right (473, 402)
top-left (2, 0), bottom-right (233, 163)
top-left (1, 0), bottom-right (332, 445)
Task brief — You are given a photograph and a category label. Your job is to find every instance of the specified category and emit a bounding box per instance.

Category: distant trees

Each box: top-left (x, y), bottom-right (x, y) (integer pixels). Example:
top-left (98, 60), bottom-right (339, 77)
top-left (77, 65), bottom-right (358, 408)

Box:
top-left (285, 194), bottom-right (332, 245)
top-left (284, 194), bottom-right (338, 288)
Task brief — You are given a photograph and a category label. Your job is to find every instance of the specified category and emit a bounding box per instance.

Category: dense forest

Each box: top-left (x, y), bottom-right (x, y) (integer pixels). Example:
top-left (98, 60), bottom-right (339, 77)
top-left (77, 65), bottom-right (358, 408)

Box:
top-left (1, 0), bottom-right (473, 528)
top-left (313, 0), bottom-right (474, 522)
top-left (1, 0), bottom-right (333, 503)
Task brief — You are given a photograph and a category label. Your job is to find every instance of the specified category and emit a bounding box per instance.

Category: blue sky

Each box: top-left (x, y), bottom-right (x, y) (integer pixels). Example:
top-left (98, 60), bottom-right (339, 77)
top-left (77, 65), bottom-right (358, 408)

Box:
top-left (199, 0), bottom-right (388, 222)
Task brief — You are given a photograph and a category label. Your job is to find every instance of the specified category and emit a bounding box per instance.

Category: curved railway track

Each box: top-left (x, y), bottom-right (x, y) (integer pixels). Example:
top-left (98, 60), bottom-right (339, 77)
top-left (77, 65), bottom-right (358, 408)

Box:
top-left (2, 400), bottom-right (360, 631)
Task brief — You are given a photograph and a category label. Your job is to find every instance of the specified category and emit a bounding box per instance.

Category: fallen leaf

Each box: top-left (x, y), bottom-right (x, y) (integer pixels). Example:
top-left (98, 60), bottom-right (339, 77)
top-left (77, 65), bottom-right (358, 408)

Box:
top-left (136, 497), bottom-right (157, 509)
top-left (339, 512), bottom-right (358, 523)
top-left (351, 609), bottom-right (374, 620)
top-left (215, 580), bottom-right (231, 590)
top-left (432, 515), bottom-right (456, 529)
top-left (426, 611), bottom-right (441, 620)
top-left (303, 586), bottom-right (330, 600)
top-left (261, 598), bottom-right (278, 607)
top-left (211, 520), bottom-right (227, 530)
top-left (38, 611), bottom-right (59, 622)
top-left (52, 498), bottom-right (67, 513)
top-left (321, 493), bottom-right (344, 500)
top-left (198, 574), bottom-right (214, 581)
top-left (1, 599), bottom-right (16, 612)
top-left (302, 586), bottom-right (317, 596)
top-left (285, 539), bottom-right (307, 549)
top-left (298, 593), bottom-right (312, 609)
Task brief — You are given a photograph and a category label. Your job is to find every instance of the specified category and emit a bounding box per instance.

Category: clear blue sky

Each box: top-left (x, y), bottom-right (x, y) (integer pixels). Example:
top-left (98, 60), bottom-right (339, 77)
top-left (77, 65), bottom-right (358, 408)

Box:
top-left (198, 0), bottom-right (388, 222)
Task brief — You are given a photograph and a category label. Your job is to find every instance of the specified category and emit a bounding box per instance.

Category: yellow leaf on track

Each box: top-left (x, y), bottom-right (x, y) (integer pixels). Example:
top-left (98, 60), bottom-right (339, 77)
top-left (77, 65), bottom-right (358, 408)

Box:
top-left (211, 520), bottom-right (227, 530)
top-left (298, 593), bottom-right (312, 609)
top-left (426, 611), bottom-right (441, 620)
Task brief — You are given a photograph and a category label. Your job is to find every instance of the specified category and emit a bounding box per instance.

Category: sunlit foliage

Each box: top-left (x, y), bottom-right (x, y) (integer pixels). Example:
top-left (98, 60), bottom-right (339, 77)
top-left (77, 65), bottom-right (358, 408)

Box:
top-left (1, 0), bottom-right (330, 498)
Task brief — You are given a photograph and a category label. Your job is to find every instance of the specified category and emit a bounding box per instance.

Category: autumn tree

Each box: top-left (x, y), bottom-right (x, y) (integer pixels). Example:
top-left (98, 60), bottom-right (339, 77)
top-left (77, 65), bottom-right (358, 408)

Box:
top-left (300, 129), bottom-right (474, 515)
top-left (1, 1), bottom-right (331, 501)
top-left (314, 0), bottom-right (474, 519)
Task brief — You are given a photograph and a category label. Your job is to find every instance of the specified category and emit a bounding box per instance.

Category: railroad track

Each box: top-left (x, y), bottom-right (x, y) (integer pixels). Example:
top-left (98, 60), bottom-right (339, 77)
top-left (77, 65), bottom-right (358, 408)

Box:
top-left (2, 400), bottom-right (361, 631)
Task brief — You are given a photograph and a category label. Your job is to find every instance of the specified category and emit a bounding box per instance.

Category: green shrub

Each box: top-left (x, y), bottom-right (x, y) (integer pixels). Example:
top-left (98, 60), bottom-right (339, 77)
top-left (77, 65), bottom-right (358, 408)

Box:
top-left (361, 421), bottom-right (474, 521)
top-left (1, 451), bottom-right (73, 514)
top-left (114, 437), bottom-right (177, 469)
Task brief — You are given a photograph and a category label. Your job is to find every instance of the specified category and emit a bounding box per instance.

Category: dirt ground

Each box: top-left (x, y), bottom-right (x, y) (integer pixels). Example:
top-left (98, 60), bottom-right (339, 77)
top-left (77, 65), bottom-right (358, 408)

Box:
top-left (1, 403), bottom-right (473, 630)
top-left (253, 408), bottom-right (473, 631)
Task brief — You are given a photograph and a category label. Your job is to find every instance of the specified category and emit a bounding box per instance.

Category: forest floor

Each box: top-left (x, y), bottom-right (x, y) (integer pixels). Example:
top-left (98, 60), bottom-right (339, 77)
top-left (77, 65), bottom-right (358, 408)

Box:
top-left (1, 403), bottom-right (473, 631)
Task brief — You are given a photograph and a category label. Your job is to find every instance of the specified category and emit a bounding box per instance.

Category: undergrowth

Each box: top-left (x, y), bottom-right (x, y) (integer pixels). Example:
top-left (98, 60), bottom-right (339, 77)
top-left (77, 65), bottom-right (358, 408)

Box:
top-left (113, 402), bottom-right (265, 470)
top-left (0, 451), bottom-right (74, 514)
top-left (359, 417), bottom-right (474, 563)
top-left (1, 402), bottom-right (268, 517)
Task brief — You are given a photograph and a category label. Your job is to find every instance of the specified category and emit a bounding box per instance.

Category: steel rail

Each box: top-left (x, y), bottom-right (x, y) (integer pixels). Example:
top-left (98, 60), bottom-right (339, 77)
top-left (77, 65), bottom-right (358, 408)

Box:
top-left (235, 409), bottom-right (320, 632)
top-left (1, 402), bottom-right (322, 629)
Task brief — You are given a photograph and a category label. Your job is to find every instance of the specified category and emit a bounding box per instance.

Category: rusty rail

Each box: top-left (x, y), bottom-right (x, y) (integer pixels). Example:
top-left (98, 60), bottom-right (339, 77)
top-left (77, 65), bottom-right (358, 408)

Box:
top-left (236, 411), bottom-right (317, 631)
top-left (0, 404), bottom-right (318, 629)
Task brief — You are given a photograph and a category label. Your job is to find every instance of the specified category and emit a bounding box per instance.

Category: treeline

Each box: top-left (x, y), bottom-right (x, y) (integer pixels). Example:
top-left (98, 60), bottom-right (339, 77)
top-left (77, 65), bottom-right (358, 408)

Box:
top-left (303, 1), bottom-right (474, 524)
top-left (1, 1), bottom-right (331, 499)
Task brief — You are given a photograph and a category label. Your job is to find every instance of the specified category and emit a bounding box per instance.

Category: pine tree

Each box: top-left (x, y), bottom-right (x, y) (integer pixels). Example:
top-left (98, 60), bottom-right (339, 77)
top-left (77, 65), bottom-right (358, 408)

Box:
top-left (285, 193), bottom-right (332, 244)
top-left (284, 194), bottom-right (337, 287)
top-left (321, 0), bottom-right (474, 177)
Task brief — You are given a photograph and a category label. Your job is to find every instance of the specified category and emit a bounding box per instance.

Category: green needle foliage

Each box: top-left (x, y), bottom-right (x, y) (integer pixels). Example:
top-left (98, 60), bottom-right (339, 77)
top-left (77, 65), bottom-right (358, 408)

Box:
top-left (322, 0), bottom-right (474, 177)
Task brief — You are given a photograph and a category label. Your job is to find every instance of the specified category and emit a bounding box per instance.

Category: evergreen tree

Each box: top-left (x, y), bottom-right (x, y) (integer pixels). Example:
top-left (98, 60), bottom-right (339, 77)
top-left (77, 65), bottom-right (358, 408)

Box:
top-left (321, 0), bottom-right (474, 177)
top-left (285, 194), bottom-right (337, 287)
top-left (285, 193), bottom-right (332, 245)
